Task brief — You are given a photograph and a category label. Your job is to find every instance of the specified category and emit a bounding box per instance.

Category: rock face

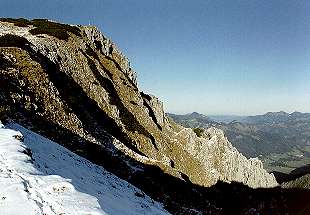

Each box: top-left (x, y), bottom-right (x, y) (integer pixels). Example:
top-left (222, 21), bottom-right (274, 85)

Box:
top-left (176, 127), bottom-right (277, 188)
top-left (82, 26), bottom-right (137, 85)
top-left (0, 18), bottom-right (278, 213)
top-left (282, 174), bottom-right (310, 189)
top-left (141, 92), bottom-right (166, 129)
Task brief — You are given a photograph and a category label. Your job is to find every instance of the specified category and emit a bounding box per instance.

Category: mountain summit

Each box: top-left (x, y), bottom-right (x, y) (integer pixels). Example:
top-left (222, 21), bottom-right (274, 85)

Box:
top-left (0, 18), bottom-right (282, 214)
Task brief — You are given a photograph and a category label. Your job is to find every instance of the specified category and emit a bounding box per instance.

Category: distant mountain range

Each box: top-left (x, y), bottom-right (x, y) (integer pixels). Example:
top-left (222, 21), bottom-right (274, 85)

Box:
top-left (208, 115), bottom-right (247, 123)
top-left (168, 111), bottom-right (310, 173)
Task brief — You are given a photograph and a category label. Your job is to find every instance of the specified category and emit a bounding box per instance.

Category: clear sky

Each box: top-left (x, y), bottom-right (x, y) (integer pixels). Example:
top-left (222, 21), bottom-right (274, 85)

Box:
top-left (1, 0), bottom-right (310, 115)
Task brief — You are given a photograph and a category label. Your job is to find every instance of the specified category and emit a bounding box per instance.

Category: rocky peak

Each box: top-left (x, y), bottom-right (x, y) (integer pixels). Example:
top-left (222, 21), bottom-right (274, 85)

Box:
top-left (265, 111), bottom-right (289, 117)
top-left (189, 112), bottom-right (206, 118)
top-left (0, 18), bottom-right (280, 213)
top-left (82, 25), bottom-right (137, 85)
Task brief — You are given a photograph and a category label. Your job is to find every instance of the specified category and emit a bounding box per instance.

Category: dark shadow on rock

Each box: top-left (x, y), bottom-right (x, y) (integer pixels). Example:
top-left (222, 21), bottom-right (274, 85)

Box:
top-left (273, 164), bottom-right (310, 184)
top-left (272, 171), bottom-right (291, 184)
top-left (4, 116), bottom-right (310, 215)
top-left (290, 164), bottom-right (310, 176)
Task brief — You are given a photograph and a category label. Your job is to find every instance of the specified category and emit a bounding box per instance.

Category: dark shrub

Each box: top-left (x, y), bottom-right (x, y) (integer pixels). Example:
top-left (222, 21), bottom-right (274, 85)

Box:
top-left (29, 27), bottom-right (69, 40)
top-left (0, 18), bottom-right (81, 40)
top-left (0, 18), bottom-right (31, 27)
top-left (0, 105), bottom-right (10, 122)
top-left (193, 127), bottom-right (204, 137)
top-left (0, 34), bottom-right (29, 48)
top-left (30, 19), bottom-right (81, 40)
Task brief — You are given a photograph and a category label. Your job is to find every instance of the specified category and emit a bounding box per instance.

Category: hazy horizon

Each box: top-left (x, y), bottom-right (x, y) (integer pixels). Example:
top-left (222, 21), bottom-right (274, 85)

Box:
top-left (168, 110), bottom-right (310, 117)
top-left (1, 0), bottom-right (309, 115)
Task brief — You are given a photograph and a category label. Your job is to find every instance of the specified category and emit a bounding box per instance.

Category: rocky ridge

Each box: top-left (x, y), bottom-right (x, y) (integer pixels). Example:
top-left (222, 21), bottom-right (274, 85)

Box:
top-left (0, 18), bottom-right (279, 214)
top-left (282, 174), bottom-right (310, 189)
top-left (176, 127), bottom-right (276, 188)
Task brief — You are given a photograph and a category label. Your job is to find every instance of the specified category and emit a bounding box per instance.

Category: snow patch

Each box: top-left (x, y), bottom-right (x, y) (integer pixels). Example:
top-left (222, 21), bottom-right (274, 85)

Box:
top-left (0, 123), bottom-right (170, 215)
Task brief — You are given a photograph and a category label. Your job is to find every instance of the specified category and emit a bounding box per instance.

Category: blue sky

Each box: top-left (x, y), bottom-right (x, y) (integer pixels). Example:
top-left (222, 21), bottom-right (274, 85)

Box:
top-left (1, 0), bottom-right (310, 115)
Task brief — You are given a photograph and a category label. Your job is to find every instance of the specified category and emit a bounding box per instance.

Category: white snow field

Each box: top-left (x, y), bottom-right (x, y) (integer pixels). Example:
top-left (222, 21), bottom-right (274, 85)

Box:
top-left (0, 122), bottom-right (170, 215)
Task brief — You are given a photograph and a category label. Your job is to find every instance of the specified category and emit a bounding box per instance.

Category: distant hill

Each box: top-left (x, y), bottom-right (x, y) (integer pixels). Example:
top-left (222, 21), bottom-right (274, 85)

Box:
top-left (245, 111), bottom-right (310, 124)
top-left (167, 112), bottom-right (216, 128)
top-left (208, 115), bottom-right (248, 123)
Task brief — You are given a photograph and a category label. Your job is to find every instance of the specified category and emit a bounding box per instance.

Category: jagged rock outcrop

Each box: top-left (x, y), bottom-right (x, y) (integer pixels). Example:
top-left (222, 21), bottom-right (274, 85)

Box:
top-left (282, 174), bottom-right (310, 189)
top-left (0, 18), bottom-right (279, 214)
top-left (82, 26), bottom-right (137, 85)
top-left (176, 127), bottom-right (277, 188)
top-left (141, 92), bottom-right (166, 129)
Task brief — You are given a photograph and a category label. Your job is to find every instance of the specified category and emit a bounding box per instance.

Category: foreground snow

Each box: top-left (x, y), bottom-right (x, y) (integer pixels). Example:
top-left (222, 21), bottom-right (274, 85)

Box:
top-left (0, 122), bottom-right (170, 215)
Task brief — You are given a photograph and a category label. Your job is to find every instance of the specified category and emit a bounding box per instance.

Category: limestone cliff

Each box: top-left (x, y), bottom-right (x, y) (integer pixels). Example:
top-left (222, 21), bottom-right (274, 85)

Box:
top-left (0, 18), bottom-right (279, 213)
top-left (176, 127), bottom-right (277, 188)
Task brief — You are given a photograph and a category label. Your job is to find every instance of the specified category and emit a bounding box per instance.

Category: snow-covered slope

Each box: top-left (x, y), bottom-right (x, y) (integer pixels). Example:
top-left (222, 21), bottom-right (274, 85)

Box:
top-left (0, 121), bottom-right (170, 215)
